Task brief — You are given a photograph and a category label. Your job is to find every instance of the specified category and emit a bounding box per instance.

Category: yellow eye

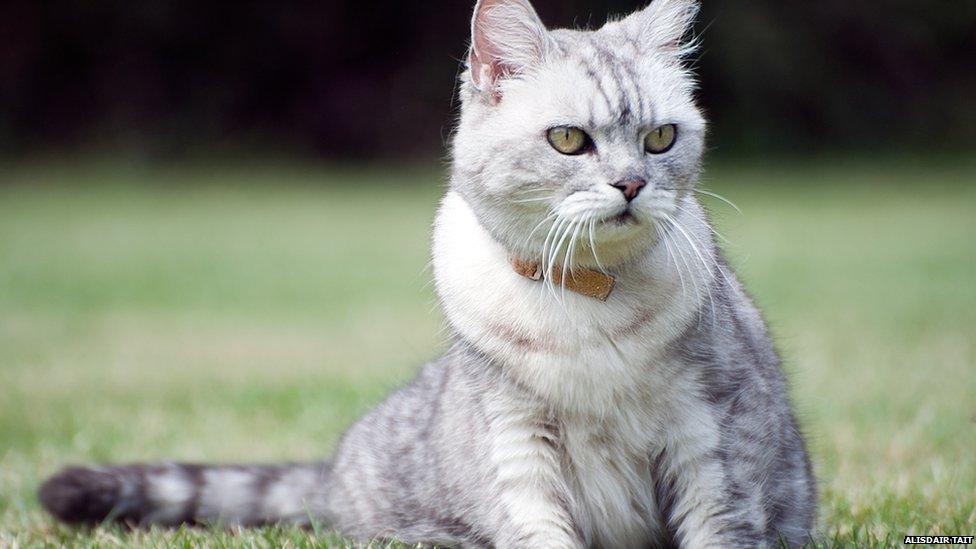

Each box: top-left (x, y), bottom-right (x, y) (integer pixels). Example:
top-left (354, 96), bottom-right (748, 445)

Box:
top-left (644, 124), bottom-right (678, 154)
top-left (547, 126), bottom-right (591, 155)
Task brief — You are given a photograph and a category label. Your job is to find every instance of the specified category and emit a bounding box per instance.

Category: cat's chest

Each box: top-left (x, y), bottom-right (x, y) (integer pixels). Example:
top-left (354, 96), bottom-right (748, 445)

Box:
top-left (477, 292), bottom-right (692, 413)
top-left (559, 414), bottom-right (665, 548)
top-left (434, 189), bottom-right (699, 410)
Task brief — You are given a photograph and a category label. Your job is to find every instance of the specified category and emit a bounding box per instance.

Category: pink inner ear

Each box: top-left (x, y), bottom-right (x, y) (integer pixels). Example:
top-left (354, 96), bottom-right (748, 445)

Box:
top-left (470, 0), bottom-right (523, 101)
top-left (472, 59), bottom-right (507, 103)
top-left (470, 7), bottom-right (500, 89)
top-left (469, 0), bottom-right (547, 102)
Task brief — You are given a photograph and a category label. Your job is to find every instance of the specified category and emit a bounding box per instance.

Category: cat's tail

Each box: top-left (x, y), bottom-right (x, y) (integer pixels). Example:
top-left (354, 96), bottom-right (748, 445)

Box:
top-left (38, 461), bottom-right (332, 528)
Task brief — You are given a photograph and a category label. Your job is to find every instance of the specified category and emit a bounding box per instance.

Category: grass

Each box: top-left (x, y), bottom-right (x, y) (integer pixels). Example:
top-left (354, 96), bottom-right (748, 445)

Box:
top-left (0, 159), bottom-right (974, 547)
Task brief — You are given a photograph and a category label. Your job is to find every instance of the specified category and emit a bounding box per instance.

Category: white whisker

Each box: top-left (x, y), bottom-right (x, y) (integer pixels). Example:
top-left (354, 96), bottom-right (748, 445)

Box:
top-left (512, 196), bottom-right (556, 204)
top-left (670, 208), bottom-right (737, 290)
top-left (655, 220), bottom-right (687, 302)
top-left (587, 217), bottom-right (607, 273)
top-left (661, 213), bottom-right (717, 325)
top-left (521, 211), bottom-right (559, 255)
top-left (541, 215), bottom-right (566, 269)
top-left (673, 203), bottom-right (733, 246)
top-left (659, 218), bottom-right (704, 325)
top-left (540, 216), bottom-right (566, 300)
top-left (548, 218), bottom-right (577, 301)
top-left (560, 219), bottom-right (578, 302)
top-left (693, 189), bottom-right (742, 214)
top-left (562, 218), bottom-right (586, 302)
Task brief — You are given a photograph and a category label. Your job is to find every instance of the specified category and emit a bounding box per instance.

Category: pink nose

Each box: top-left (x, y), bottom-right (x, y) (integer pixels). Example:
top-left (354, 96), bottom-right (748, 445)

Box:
top-left (611, 178), bottom-right (647, 201)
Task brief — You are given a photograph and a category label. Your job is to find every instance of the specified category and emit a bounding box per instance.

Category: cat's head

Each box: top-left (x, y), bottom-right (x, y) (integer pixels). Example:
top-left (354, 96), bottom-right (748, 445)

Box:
top-left (451, 0), bottom-right (705, 268)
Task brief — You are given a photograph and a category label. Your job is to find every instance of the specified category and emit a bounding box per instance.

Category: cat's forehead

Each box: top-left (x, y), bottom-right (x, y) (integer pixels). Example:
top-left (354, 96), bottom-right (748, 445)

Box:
top-left (551, 26), bottom-right (643, 60)
top-left (532, 30), bottom-right (693, 128)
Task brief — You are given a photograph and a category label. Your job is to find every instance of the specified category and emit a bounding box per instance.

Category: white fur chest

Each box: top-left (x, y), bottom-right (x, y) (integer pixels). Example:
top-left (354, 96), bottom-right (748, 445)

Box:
top-left (559, 410), bottom-right (661, 548)
top-left (434, 192), bottom-right (714, 547)
top-left (433, 191), bottom-right (699, 415)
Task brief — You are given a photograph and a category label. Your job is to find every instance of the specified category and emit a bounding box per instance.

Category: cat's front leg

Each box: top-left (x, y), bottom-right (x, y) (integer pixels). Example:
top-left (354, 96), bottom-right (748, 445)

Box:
top-left (485, 399), bottom-right (584, 549)
top-left (654, 417), bottom-right (766, 548)
top-left (660, 455), bottom-right (765, 548)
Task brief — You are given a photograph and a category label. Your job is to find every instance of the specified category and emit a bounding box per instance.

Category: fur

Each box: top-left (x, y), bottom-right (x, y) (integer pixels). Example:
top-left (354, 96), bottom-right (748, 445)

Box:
top-left (39, 1), bottom-right (817, 546)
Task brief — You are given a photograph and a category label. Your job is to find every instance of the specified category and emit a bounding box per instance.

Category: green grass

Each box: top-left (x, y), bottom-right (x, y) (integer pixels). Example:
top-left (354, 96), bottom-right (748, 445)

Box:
top-left (1, 159), bottom-right (974, 547)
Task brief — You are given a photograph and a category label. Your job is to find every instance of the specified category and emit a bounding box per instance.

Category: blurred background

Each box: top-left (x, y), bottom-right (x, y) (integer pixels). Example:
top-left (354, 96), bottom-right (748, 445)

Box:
top-left (1, 1), bottom-right (975, 545)
top-left (1, 0), bottom-right (975, 161)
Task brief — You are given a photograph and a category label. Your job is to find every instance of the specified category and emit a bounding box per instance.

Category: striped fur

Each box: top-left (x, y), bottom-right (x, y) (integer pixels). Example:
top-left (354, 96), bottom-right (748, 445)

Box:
top-left (39, 1), bottom-right (817, 546)
top-left (40, 463), bottom-right (330, 527)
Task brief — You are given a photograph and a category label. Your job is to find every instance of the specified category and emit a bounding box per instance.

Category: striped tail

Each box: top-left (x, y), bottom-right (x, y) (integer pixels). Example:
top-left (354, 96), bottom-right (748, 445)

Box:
top-left (38, 462), bottom-right (332, 528)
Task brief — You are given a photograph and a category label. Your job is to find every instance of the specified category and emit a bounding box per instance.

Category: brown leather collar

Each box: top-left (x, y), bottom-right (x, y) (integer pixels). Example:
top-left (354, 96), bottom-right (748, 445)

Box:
top-left (509, 256), bottom-right (615, 302)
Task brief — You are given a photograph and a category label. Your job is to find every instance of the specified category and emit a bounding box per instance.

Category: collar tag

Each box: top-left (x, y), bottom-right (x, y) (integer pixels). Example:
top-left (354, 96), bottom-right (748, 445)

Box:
top-left (509, 257), bottom-right (615, 302)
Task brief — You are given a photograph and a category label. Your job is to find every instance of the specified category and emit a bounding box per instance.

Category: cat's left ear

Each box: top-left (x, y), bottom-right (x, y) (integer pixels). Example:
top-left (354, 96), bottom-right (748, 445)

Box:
top-left (621, 0), bottom-right (700, 56)
top-left (469, 0), bottom-right (553, 102)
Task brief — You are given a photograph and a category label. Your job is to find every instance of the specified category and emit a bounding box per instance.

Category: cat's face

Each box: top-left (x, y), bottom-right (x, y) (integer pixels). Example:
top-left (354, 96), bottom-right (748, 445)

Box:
top-left (452, 0), bottom-right (704, 268)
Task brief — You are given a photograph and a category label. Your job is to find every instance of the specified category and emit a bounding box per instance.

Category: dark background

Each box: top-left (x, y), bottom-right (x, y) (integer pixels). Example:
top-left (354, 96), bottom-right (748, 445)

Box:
top-left (2, 1), bottom-right (974, 161)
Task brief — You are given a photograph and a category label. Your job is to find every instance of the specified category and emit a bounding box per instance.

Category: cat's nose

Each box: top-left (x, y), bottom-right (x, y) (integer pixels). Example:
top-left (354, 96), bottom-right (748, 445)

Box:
top-left (610, 178), bottom-right (647, 202)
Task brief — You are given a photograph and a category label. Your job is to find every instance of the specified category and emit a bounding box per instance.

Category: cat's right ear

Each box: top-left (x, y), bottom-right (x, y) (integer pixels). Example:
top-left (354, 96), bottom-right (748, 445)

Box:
top-left (469, 0), bottom-right (552, 103)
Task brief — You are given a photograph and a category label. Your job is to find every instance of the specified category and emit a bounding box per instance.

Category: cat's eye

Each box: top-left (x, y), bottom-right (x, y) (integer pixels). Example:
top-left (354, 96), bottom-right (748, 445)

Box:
top-left (644, 124), bottom-right (678, 154)
top-left (547, 126), bottom-right (592, 155)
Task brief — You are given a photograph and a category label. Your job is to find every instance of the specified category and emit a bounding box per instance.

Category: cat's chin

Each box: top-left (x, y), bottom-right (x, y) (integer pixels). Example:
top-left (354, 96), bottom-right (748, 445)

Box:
top-left (602, 211), bottom-right (638, 226)
top-left (573, 224), bottom-right (657, 267)
top-left (594, 211), bottom-right (648, 241)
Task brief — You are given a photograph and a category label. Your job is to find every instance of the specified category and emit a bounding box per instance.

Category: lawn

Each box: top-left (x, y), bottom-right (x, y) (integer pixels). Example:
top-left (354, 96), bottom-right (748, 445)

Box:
top-left (1, 159), bottom-right (974, 547)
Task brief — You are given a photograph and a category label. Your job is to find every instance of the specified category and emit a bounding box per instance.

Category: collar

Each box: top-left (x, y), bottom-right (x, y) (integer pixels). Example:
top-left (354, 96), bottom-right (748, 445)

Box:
top-left (509, 256), bottom-right (615, 302)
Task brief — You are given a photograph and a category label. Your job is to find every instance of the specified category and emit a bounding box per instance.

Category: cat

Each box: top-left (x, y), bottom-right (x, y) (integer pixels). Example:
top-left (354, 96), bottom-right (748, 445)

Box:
top-left (38, 0), bottom-right (817, 546)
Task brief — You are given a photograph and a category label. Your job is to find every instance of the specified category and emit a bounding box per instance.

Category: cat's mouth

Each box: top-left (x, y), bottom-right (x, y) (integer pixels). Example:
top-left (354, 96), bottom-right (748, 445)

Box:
top-left (604, 210), bottom-right (637, 225)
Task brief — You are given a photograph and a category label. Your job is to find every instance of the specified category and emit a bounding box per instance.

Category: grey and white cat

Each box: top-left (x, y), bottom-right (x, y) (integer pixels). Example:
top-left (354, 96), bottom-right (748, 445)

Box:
top-left (39, 0), bottom-right (817, 546)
